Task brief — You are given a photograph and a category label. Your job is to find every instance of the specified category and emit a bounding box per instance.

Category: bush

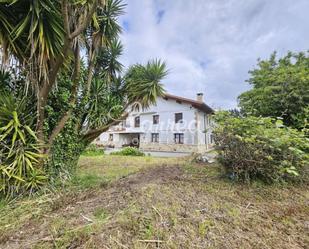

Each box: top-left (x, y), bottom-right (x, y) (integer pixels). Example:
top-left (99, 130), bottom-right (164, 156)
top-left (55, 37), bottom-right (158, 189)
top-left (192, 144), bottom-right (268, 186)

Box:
top-left (213, 112), bottom-right (309, 183)
top-left (0, 95), bottom-right (47, 198)
top-left (110, 147), bottom-right (145, 156)
top-left (82, 144), bottom-right (104, 156)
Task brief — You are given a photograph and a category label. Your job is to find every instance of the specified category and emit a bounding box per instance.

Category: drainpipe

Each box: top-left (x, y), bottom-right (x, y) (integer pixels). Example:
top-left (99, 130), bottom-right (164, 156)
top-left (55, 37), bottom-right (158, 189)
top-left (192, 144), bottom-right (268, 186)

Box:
top-left (203, 114), bottom-right (207, 150)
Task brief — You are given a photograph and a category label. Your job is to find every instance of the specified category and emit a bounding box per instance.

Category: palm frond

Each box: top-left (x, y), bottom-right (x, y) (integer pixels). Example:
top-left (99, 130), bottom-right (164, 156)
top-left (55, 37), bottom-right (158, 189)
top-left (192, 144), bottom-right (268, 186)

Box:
top-left (124, 59), bottom-right (168, 108)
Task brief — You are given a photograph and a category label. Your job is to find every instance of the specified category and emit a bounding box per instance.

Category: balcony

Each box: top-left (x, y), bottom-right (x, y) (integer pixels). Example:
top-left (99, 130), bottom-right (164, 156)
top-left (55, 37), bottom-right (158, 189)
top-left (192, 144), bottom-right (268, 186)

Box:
top-left (111, 121), bottom-right (131, 131)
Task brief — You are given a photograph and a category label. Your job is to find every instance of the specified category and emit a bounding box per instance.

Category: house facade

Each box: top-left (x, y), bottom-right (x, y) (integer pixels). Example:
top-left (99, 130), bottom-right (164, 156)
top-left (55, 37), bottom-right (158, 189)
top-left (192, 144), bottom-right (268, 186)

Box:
top-left (98, 93), bottom-right (215, 153)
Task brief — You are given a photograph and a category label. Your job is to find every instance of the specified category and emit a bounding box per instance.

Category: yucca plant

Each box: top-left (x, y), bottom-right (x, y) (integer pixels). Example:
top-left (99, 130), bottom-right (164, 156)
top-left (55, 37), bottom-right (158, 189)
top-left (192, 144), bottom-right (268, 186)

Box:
top-left (0, 0), bottom-right (168, 188)
top-left (0, 94), bottom-right (46, 198)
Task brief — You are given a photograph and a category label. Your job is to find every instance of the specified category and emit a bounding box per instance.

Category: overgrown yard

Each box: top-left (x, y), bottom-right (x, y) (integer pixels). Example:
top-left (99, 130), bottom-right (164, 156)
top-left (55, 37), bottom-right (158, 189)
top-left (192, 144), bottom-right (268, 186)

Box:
top-left (0, 155), bottom-right (308, 249)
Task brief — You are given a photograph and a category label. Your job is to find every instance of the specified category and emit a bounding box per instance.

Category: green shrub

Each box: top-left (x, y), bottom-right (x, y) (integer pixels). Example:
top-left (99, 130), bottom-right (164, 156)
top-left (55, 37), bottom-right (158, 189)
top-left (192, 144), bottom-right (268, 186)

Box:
top-left (110, 147), bottom-right (145, 156)
top-left (0, 95), bottom-right (47, 198)
top-left (213, 112), bottom-right (309, 183)
top-left (82, 144), bottom-right (104, 156)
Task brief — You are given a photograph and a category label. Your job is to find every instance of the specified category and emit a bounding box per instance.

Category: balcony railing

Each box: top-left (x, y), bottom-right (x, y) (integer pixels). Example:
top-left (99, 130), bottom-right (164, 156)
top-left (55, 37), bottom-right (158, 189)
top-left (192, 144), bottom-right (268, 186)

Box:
top-left (110, 121), bottom-right (131, 131)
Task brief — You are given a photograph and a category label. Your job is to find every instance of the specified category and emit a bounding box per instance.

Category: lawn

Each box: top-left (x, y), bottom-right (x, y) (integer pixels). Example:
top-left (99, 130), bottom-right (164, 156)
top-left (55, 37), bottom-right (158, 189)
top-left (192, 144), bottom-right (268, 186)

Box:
top-left (0, 155), bottom-right (308, 249)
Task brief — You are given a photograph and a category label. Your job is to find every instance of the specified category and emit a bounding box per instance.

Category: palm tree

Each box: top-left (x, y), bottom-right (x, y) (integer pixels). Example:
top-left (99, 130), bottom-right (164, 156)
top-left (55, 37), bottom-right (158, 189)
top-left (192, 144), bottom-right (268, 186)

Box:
top-left (0, 0), bottom-right (167, 183)
top-left (84, 59), bottom-right (167, 141)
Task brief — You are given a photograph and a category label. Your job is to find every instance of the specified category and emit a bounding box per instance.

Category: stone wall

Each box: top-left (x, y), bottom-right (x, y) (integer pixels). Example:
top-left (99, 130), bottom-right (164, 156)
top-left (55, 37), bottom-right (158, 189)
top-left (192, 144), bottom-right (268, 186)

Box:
top-left (140, 142), bottom-right (211, 153)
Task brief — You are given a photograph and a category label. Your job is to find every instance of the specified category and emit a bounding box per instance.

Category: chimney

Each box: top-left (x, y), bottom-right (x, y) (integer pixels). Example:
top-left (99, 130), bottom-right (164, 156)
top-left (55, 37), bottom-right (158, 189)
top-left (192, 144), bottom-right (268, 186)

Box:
top-left (196, 92), bottom-right (204, 102)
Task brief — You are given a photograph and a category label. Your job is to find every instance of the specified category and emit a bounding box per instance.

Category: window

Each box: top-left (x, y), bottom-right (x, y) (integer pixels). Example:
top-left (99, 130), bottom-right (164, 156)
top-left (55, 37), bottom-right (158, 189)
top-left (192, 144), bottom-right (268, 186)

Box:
top-left (175, 113), bottom-right (183, 123)
top-left (153, 115), bottom-right (159, 124)
top-left (206, 116), bottom-right (211, 126)
top-left (134, 116), bottom-right (140, 127)
top-left (151, 133), bottom-right (159, 143)
top-left (174, 133), bottom-right (184, 144)
top-left (210, 134), bottom-right (215, 144)
top-left (109, 134), bottom-right (113, 141)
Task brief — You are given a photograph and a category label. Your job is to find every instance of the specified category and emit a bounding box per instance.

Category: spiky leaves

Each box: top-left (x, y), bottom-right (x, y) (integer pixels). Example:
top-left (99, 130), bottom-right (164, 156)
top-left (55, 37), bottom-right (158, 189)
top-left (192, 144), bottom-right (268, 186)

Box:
top-left (0, 0), bottom-right (65, 80)
top-left (124, 60), bottom-right (167, 109)
top-left (0, 0), bottom-right (169, 193)
top-left (85, 0), bottom-right (125, 60)
top-left (87, 77), bottom-right (124, 129)
top-left (95, 39), bottom-right (123, 80)
top-left (82, 59), bottom-right (168, 140)
top-left (0, 94), bottom-right (46, 198)
top-left (92, 0), bottom-right (125, 43)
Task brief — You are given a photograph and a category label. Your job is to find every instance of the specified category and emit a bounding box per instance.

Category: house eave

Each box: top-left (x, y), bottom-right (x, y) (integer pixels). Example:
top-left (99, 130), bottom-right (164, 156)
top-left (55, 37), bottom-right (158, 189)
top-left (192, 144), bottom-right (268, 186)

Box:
top-left (163, 93), bottom-right (215, 114)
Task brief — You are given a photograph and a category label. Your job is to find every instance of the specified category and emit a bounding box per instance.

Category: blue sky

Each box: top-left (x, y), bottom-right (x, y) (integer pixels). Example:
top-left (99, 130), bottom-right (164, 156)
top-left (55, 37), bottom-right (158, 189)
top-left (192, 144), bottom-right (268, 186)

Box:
top-left (119, 0), bottom-right (309, 109)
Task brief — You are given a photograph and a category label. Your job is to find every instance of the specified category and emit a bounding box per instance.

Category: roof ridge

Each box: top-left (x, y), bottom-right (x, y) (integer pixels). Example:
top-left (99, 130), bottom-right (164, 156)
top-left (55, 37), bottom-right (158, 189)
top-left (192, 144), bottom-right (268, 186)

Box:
top-left (162, 93), bottom-right (214, 114)
top-left (163, 93), bottom-right (204, 104)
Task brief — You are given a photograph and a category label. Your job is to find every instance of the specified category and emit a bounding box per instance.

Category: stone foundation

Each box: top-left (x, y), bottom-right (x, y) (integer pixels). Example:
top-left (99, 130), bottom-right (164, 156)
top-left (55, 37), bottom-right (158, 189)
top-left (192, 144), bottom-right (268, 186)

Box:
top-left (94, 140), bottom-right (214, 153)
top-left (140, 142), bottom-right (211, 153)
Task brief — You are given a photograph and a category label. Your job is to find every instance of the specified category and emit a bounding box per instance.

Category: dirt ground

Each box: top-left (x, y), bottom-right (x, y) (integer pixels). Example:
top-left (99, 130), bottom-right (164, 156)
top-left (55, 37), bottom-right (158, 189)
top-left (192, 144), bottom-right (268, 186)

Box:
top-left (0, 155), bottom-right (308, 249)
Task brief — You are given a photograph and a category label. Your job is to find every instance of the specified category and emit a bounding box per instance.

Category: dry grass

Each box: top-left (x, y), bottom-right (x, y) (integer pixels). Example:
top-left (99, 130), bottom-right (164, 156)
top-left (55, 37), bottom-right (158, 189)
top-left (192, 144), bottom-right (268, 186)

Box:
top-left (0, 155), bottom-right (308, 249)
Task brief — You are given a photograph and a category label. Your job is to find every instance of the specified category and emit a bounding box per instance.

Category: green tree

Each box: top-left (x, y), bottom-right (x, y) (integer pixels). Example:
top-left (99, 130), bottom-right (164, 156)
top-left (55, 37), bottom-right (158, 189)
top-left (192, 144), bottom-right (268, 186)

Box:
top-left (213, 111), bottom-right (309, 183)
top-left (0, 0), bottom-right (167, 194)
top-left (238, 51), bottom-right (309, 131)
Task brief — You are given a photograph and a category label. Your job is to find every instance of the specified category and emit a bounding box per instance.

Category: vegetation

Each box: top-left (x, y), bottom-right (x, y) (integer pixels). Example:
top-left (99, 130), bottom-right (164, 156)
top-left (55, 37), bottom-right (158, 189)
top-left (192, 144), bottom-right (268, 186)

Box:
top-left (238, 51), bottom-right (309, 132)
top-left (0, 156), bottom-right (308, 248)
top-left (213, 112), bottom-right (309, 183)
top-left (1, 1), bottom-right (307, 246)
top-left (82, 144), bottom-right (104, 156)
top-left (214, 51), bottom-right (309, 184)
top-left (0, 93), bottom-right (47, 197)
top-left (110, 146), bottom-right (145, 156)
top-left (0, 0), bottom-right (167, 196)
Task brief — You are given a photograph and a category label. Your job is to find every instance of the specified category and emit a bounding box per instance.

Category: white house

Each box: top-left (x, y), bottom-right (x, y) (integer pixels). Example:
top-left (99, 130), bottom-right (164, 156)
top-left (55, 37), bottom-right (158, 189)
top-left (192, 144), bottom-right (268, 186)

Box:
top-left (98, 93), bottom-right (215, 153)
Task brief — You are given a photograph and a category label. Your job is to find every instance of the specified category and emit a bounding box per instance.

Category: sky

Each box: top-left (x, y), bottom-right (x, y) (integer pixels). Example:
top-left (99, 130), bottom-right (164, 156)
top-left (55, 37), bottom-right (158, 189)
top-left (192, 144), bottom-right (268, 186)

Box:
top-left (119, 0), bottom-right (309, 109)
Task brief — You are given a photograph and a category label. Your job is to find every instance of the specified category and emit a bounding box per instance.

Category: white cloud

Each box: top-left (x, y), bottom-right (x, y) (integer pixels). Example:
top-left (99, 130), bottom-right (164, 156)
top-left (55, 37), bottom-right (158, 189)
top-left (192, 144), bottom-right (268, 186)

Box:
top-left (119, 0), bottom-right (309, 108)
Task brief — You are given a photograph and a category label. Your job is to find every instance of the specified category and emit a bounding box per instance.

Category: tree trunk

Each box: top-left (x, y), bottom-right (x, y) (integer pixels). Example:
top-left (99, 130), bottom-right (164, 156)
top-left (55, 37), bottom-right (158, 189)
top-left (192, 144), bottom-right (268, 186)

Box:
top-left (46, 129), bottom-right (88, 176)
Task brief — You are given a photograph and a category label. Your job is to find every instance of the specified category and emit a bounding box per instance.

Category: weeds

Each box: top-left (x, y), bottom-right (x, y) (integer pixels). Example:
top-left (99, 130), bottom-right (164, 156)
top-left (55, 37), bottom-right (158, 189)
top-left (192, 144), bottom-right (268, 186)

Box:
top-left (1, 156), bottom-right (308, 249)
